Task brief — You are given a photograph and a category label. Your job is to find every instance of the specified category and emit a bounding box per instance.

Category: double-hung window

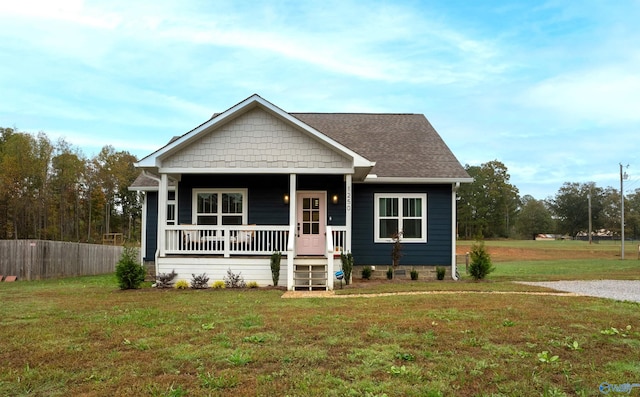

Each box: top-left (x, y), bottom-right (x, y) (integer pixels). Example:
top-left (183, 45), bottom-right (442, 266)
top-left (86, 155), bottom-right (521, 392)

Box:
top-left (193, 189), bottom-right (247, 225)
top-left (166, 190), bottom-right (176, 225)
top-left (374, 193), bottom-right (427, 243)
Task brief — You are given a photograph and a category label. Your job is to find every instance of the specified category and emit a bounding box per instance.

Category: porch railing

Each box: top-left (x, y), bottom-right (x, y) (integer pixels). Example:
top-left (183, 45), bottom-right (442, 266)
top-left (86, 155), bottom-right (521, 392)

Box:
top-left (331, 226), bottom-right (348, 253)
top-left (163, 225), bottom-right (289, 257)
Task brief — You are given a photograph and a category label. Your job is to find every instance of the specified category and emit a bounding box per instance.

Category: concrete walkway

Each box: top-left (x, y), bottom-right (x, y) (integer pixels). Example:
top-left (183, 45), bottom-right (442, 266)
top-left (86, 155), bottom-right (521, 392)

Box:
top-left (281, 289), bottom-right (581, 299)
top-left (282, 280), bottom-right (640, 302)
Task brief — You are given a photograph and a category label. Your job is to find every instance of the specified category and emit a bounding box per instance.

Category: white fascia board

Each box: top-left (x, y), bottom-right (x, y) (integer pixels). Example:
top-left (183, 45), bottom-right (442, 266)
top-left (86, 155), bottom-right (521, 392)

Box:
top-left (137, 94), bottom-right (376, 170)
top-left (158, 167), bottom-right (356, 175)
top-left (360, 176), bottom-right (474, 184)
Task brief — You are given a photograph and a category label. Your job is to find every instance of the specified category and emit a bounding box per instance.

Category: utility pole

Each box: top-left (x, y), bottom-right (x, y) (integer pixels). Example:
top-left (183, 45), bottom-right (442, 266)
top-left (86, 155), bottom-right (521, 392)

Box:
top-left (588, 190), bottom-right (592, 245)
top-left (620, 164), bottom-right (628, 259)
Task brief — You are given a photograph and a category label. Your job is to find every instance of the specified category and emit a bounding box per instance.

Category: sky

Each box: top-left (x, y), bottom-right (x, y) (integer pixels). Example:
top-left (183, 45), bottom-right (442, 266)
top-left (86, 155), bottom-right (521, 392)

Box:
top-left (1, 0), bottom-right (639, 200)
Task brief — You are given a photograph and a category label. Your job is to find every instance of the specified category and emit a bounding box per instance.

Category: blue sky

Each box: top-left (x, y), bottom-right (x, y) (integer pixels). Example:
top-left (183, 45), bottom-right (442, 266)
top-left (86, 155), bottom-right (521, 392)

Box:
top-left (1, 0), bottom-right (639, 199)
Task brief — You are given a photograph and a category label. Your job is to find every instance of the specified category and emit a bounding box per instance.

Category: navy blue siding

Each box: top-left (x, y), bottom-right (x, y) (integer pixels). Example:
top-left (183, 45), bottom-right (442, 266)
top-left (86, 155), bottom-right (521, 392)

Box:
top-left (351, 184), bottom-right (453, 266)
top-left (144, 192), bottom-right (158, 261)
top-left (178, 174), bottom-right (291, 225)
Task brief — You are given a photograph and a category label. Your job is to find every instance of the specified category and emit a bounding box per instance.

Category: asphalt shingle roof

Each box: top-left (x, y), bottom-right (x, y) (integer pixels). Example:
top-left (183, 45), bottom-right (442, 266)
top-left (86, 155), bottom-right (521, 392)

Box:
top-left (292, 113), bottom-right (469, 179)
top-left (130, 109), bottom-right (470, 190)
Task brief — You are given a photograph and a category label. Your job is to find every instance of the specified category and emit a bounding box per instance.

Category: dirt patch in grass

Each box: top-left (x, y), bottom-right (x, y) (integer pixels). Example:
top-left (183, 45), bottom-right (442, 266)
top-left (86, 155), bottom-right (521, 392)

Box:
top-left (457, 240), bottom-right (628, 262)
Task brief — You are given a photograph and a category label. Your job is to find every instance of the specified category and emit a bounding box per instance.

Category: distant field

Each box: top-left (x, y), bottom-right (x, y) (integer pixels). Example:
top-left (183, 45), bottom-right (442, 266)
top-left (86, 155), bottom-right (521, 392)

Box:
top-left (457, 239), bottom-right (639, 261)
top-left (456, 239), bottom-right (640, 281)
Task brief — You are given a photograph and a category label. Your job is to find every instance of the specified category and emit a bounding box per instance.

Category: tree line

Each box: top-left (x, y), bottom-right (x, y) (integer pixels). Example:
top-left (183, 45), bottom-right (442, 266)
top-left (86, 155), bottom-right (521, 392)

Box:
top-left (2, 128), bottom-right (638, 243)
top-left (0, 127), bottom-right (140, 242)
top-left (458, 160), bottom-right (640, 240)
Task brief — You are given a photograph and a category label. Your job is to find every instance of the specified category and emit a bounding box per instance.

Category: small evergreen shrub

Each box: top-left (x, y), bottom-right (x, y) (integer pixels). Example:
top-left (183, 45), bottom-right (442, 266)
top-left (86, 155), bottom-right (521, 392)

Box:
top-left (247, 281), bottom-right (259, 288)
top-left (212, 280), bottom-right (226, 289)
top-left (468, 241), bottom-right (495, 280)
top-left (191, 273), bottom-right (210, 289)
top-left (270, 251), bottom-right (281, 286)
top-left (410, 268), bottom-right (419, 280)
top-left (361, 265), bottom-right (373, 280)
top-left (174, 280), bottom-right (189, 289)
top-left (386, 267), bottom-right (393, 280)
top-left (340, 252), bottom-right (354, 285)
top-left (156, 269), bottom-right (177, 288)
top-left (224, 268), bottom-right (246, 288)
top-left (115, 246), bottom-right (145, 290)
top-left (436, 266), bottom-right (446, 280)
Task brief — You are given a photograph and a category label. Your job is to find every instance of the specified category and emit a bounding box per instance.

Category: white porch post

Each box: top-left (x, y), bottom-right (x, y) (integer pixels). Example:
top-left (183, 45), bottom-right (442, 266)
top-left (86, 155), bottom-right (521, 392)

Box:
top-left (140, 192), bottom-right (147, 265)
top-left (345, 174), bottom-right (352, 253)
top-left (451, 182), bottom-right (460, 280)
top-left (287, 173), bottom-right (296, 290)
top-left (158, 174), bottom-right (168, 257)
top-left (345, 174), bottom-right (353, 284)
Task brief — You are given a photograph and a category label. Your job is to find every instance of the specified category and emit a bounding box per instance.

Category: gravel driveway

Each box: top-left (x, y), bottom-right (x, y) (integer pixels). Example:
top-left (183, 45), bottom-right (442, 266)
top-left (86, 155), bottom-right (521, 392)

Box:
top-left (517, 280), bottom-right (640, 303)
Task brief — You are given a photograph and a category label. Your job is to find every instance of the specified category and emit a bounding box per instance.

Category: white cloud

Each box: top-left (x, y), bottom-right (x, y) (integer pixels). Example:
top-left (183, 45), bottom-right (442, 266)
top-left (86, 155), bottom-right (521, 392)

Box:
top-left (523, 65), bottom-right (640, 125)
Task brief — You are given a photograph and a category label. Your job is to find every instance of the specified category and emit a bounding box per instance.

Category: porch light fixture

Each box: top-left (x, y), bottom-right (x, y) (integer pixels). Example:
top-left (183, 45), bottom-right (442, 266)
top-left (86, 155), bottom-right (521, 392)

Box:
top-left (283, 194), bottom-right (290, 205)
top-left (332, 194), bottom-right (339, 204)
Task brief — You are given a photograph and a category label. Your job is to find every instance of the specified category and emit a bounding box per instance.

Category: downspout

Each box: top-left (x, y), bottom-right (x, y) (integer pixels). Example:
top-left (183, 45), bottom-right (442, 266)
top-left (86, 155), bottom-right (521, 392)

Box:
top-left (451, 182), bottom-right (460, 280)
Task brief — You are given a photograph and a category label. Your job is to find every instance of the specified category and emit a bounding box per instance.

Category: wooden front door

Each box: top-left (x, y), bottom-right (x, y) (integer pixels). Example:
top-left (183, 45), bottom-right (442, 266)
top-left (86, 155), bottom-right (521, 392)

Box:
top-left (296, 192), bottom-right (326, 255)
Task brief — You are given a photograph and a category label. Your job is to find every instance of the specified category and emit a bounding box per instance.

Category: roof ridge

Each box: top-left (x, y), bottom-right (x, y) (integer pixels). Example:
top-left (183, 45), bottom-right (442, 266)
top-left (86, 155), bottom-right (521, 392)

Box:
top-left (290, 112), bottom-right (420, 115)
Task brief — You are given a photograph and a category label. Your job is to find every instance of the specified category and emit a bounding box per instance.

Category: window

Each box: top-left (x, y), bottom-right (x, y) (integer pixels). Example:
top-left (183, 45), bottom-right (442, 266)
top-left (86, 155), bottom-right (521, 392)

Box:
top-left (167, 190), bottom-right (177, 225)
top-left (193, 189), bottom-right (247, 225)
top-left (374, 193), bottom-right (426, 242)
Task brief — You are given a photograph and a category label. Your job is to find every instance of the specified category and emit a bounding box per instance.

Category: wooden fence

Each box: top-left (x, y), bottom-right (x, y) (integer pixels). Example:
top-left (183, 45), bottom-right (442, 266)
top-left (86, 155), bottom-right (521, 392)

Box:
top-left (0, 240), bottom-right (124, 281)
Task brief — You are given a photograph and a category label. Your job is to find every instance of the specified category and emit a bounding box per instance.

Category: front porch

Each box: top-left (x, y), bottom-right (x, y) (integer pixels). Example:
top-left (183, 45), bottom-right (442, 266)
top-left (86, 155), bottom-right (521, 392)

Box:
top-left (155, 224), bottom-right (348, 290)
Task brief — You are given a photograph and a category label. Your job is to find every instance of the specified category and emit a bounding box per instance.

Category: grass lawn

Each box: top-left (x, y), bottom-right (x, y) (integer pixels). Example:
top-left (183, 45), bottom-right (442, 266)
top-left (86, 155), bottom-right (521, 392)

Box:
top-left (1, 241), bottom-right (639, 396)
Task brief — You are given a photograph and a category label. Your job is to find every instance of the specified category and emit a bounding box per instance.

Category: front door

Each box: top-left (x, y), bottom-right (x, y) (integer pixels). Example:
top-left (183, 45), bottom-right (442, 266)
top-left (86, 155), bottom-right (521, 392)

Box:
top-left (296, 192), bottom-right (326, 255)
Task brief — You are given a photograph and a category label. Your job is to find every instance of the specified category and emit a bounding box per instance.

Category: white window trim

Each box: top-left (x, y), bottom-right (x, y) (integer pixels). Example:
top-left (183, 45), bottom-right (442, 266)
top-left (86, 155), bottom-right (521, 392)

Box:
top-left (374, 193), bottom-right (427, 243)
top-left (192, 188), bottom-right (248, 225)
top-left (167, 189), bottom-right (177, 225)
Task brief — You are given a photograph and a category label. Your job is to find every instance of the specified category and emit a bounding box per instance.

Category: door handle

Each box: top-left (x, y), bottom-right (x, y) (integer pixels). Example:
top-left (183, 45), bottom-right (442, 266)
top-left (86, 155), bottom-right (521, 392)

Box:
top-left (297, 223), bottom-right (300, 237)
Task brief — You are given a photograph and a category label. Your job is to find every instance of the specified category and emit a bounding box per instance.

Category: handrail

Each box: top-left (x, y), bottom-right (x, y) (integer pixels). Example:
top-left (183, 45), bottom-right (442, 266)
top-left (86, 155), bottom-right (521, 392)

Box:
top-left (164, 225), bottom-right (290, 257)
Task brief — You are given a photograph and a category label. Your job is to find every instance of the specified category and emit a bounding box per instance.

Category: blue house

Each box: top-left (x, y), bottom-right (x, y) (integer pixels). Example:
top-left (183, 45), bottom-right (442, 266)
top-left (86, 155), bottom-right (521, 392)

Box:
top-left (130, 94), bottom-right (471, 290)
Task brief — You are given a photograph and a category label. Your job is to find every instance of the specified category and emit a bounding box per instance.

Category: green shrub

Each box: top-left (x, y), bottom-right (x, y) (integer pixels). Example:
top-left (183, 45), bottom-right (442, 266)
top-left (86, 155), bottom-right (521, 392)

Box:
top-left (115, 246), bottom-right (145, 290)
top-left (436, 266), bottom-right (446, 280)
top-left (174, 280), bottom-right (189, 289)
top-left (410, 268), bottom-right (419, 280)
top-left (247, 281), bottom-right (259, 288)
top-left (340, 252), bottom-right (354, 285)
top-left (361, 265), bottom-right (373, 280)
top-left (386, 267), bottom-right (393, 280)
top-left (212, 280), bottom-right (226, 289)
top-left (468, 241), bottom-right (495, 280)
top-left (270, 251), bottom-right (281, 286)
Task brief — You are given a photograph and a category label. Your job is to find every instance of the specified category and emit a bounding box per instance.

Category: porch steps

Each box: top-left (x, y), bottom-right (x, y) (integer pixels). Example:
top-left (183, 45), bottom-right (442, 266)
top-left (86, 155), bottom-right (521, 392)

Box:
top-left (293, 257), bottom-right (328, 291)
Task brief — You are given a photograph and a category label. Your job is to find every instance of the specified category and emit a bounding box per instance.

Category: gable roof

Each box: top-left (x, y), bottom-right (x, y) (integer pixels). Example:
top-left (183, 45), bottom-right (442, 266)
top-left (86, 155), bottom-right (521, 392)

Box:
top-left (132, 94), bottom-right (471, 190)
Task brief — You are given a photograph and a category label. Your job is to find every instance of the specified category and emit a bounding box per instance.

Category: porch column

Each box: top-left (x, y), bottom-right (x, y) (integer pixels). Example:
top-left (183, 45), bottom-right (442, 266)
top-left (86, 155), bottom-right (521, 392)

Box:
top-left (287, 173), bottom-right (296, 290)
top-left (345, 174), bottom-right (352, 253)
top-left (158, 173), bottom-right (168, 257)
top-left (451, 182), bottom-right (460, 280)
top-left (140, 192), bottom-right (147, 265)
